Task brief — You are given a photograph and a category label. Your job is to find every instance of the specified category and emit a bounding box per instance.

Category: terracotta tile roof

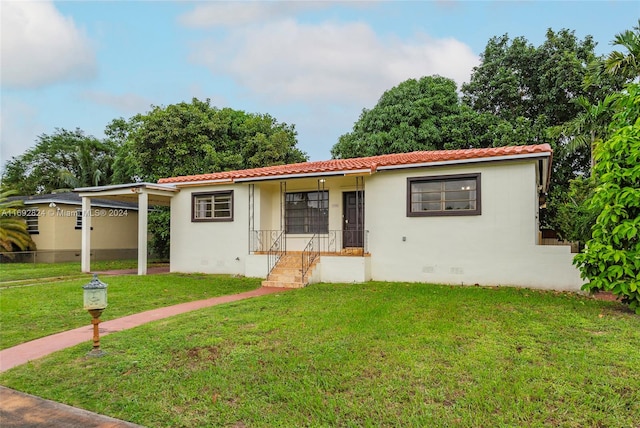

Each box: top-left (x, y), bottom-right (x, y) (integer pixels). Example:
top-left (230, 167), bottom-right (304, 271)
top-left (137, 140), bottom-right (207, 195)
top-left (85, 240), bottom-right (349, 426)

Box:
top-left (157, 144), bottom-right (552, 184)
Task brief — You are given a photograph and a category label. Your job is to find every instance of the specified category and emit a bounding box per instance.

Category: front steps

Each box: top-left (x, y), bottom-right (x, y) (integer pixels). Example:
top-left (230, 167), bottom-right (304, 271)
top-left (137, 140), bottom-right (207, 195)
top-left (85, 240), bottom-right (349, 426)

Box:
top-left (261, 251), bottom-right (318, 288)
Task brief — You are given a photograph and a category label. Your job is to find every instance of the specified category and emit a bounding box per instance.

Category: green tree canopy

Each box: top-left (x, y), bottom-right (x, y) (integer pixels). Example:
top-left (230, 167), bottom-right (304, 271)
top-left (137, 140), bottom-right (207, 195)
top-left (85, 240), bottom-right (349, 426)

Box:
top-left (111, 98), bottom-right (307, 183)
top-left (462, 28), bottom-right (627, 235)
top-left (462, 29), bottom-right (623, 181)
top-left (574, 83), bottom-right (640, 313)
top-left (1, 128), bottom-right (117, 195)
top-left (462, 29), bottom-right (618, 125)
top-left (108, 98), bottom-right (308, 259)
top-left (331, 76), bottom-right (521, 159)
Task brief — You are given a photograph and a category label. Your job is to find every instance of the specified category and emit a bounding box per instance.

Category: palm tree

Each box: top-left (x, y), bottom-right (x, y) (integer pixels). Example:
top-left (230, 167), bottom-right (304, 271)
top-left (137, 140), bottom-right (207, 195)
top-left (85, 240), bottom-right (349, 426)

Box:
top-left (0, 189), bottom-right (36, 253)
top-left (56, 139), bottom-right (113, 191)
top-left (548, 94), bottom-right (617, 171)
top-left (605, 20), bottom-right (640, 82)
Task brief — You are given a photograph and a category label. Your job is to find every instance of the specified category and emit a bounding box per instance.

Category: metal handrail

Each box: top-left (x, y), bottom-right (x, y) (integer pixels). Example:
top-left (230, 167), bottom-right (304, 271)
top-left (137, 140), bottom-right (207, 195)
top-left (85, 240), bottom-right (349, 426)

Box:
top-left (267, 230), bottom-right (285, 276)
top-left (301, 234), bottom-right (320, 280)
top-left (320, 229), bottom-right (369, 255)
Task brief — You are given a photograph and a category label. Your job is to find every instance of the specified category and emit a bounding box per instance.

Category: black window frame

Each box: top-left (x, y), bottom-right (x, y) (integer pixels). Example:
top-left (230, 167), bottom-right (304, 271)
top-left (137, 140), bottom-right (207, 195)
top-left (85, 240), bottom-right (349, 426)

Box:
top-left (407, 173), bottom-right (481, 217)
top-left (191, 190), bottom-right (234, 222)
top-left (285, 190), bottom-right (329, 234)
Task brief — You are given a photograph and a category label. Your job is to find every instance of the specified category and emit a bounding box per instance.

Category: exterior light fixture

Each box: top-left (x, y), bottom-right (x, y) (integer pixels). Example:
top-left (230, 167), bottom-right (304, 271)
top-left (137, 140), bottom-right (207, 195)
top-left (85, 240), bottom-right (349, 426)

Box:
top-left (83, 274), bottom-right (108, 357)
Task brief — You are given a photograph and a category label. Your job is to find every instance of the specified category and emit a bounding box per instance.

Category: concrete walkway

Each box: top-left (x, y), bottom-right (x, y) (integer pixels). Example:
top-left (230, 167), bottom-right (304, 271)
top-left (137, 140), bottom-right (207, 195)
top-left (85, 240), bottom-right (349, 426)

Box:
top-left (0, 286), bottom-right (291, 427)
top-left (0, 386), bottom-right (144, 427)
top-left (0, 286), bottom-right (289, 372)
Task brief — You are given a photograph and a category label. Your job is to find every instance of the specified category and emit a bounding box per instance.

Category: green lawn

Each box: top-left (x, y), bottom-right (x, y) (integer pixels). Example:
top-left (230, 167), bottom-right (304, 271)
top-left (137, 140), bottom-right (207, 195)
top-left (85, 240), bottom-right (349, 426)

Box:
top-left (0, 273), bottom-right (260, 349)
top-left (0, 260), bottom-right (142, 283)
top-left (1, 282), bottom-right (638, 427)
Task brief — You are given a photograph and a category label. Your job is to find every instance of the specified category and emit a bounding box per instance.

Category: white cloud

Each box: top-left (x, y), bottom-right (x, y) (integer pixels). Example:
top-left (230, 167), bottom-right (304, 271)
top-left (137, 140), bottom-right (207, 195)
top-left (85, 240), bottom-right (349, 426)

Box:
top-left (0, 98), bottom-right (44, 167)
top-left (187, 19), bottom-right (479, 108)
top-left (1, 0), bottom-right (96, 89)
top-left (179, 2), bottom-right (329, 28)
top-left (80, 91), bottom-right (152, 114)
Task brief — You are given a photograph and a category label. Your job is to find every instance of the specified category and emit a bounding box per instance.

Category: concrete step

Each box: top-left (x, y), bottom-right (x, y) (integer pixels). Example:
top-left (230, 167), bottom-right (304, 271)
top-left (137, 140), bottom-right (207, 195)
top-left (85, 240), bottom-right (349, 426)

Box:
top-left (268, 274), bottom-right (303, 283)
top-left (261, 280), bottom-right (305, 289)
top-left (263, 252), bottom-right (319, 288)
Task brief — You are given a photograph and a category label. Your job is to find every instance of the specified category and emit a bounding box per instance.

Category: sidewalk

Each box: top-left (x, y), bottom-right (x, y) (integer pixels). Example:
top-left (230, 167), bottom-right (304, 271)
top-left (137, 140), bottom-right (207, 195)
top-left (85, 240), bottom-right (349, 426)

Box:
top-left (0, 286), bottom-right (291, 427)
top-left (1, 386), bottom-right (144, 427)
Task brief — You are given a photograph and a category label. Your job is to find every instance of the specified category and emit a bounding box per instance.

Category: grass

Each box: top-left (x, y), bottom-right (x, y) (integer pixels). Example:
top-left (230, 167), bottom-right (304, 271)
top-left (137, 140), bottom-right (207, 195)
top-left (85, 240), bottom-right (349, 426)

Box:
top-left (0, 259), bottom-right (143, 283)
top-left (1, 282), bottom-right (638, 427)
top-left (0, 273), bottom-right (260, 349)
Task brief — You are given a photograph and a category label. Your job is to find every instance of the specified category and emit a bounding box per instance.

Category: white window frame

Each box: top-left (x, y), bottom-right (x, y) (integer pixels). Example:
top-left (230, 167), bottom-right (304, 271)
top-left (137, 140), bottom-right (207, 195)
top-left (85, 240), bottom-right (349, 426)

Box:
top-left (75, 209), bottom-right (83, 229)
top-left (26, 209), bottom-right (39, 234)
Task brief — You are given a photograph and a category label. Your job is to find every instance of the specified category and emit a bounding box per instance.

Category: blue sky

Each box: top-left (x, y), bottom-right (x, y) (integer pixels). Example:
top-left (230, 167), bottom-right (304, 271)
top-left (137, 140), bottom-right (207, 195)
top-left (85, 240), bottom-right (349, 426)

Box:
top-left (1, 1), bottom-right (637, 171)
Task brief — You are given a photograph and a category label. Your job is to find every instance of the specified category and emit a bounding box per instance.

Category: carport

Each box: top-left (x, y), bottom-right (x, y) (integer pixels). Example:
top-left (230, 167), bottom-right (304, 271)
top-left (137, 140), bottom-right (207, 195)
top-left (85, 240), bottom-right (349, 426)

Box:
top-left (74, 183), bottom-right (179, 275)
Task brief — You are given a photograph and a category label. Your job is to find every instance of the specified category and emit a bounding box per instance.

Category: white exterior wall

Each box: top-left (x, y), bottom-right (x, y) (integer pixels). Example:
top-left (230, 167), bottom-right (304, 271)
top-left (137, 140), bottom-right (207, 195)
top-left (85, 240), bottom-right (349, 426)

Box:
top-left (169, 159), bottom-right (582, 291)
top-left (170, 184), bottom-right (249, 275)
top-left (318, 256), bottom-right (372, 283)
top-left (366, 161), bottom-right (583, 291)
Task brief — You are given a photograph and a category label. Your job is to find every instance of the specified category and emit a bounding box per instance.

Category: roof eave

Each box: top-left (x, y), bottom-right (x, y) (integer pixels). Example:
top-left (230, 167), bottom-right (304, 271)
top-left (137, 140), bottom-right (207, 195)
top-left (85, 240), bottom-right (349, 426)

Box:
top-left (74, 182), bottom-right (178, 193)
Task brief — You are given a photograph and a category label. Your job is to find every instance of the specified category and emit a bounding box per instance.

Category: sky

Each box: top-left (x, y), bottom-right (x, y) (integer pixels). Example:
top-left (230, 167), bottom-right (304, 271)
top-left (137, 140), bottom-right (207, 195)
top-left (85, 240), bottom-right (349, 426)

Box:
top-left (1, 1), bottom-right (638, 171)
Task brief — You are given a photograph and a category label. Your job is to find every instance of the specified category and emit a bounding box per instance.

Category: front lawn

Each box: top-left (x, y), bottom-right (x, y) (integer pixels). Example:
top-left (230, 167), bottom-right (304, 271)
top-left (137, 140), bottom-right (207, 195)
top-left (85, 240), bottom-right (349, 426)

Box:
top-left (0, 274), bottom-right (260, 349)
top-left (1, 282), bottom-right (638, 427)
top-left (0, 260), bottom-right (141, 283)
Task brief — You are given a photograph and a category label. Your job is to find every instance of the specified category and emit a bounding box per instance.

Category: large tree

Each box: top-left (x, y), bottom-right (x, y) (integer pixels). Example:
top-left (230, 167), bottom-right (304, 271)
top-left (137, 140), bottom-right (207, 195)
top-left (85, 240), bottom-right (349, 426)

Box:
top-left (462, 29), bottom-right (617, 126)
top-left (463, 29), bottom-right (625, 234)
top-left (109, 98), bottom-right (308, 258)
top-left (110, 98), bottom-right (307, 183)
top-left (546, 22), bottom-right (638, 242)
top-left (1, 128), bottom-right (117, 195)
top-left (574, 83), bottom-right (640, 313)
top-left (331, 76), bottom-right (518, 159)
top-left (462, 29), bottom-right (622, 174)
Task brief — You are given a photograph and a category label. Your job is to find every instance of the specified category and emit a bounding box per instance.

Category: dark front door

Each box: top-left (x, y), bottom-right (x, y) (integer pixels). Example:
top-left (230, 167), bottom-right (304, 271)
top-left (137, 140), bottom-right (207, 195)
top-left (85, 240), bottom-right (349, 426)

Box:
top-left (343, 191), bottom-right (365, 248)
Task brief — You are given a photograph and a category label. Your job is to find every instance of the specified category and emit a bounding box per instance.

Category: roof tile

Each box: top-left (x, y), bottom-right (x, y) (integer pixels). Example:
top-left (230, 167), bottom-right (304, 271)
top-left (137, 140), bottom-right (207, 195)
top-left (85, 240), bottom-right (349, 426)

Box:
top-left (157, 144), bottom-right (552, 184)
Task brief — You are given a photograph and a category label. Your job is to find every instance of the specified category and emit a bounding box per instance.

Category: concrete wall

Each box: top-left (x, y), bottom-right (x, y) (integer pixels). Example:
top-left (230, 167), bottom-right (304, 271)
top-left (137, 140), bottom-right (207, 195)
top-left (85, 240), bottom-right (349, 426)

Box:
top-left (318, 256), bottom-right (372, 283)
top-left (28, 203), bottom-right (138, 257)
top-left (365, 160), bottom-right (583, 290)
top-left (170, 184), bottom-right (249, 275)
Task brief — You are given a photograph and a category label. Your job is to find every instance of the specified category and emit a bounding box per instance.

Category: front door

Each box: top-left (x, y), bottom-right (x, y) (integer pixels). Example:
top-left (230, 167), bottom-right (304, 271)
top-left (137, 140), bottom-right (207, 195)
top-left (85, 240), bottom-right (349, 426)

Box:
top-left (343, 191), bottom-right (364, 248)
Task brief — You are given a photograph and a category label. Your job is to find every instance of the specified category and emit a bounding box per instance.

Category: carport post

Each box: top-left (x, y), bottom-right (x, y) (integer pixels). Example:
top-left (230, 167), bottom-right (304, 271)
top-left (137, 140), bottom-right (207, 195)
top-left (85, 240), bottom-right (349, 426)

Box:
top-left (81, 197), bottom-right (91, 273)
top-left (137, 191), bottom-right (148, 275)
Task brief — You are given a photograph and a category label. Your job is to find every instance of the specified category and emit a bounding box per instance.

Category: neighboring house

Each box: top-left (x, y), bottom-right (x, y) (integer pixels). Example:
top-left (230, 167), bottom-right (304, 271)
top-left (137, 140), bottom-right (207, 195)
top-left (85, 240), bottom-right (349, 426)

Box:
top-left (11, 193), bottom-right (139, 262)
top-left (76, 144), bottom-right (582, 290)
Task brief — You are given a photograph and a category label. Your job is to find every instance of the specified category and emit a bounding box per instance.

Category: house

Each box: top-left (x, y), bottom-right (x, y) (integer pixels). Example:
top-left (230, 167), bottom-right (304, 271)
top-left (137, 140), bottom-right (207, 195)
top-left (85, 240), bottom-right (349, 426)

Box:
top-left (10, 193), bottom-right (139, 263)
top-left (76, 144), bottom-right (583, 290)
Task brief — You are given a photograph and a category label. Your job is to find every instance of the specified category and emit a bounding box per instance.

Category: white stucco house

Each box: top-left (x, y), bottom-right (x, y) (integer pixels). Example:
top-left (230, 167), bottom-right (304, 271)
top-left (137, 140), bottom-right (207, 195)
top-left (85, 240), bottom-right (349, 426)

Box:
top-left (76, 143), bottom-right (583, 290)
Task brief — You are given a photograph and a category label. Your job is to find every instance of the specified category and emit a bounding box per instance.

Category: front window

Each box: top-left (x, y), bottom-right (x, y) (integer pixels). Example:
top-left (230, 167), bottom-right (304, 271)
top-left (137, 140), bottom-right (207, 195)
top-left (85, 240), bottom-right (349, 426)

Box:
top-left (192, 191), bottom-right (234, 222)
top-left (26, 209), bottom-right (39, 234)
top-left (75, 209), bottom-right (82, 229)
top-left (407, 174), bottom-right (481, 216)
top-left (285, 191), bottom-right (328, 233)
top-left (25, 208), bottom-right (40, 235)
